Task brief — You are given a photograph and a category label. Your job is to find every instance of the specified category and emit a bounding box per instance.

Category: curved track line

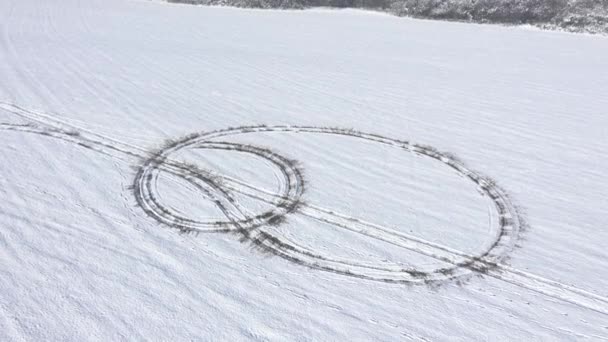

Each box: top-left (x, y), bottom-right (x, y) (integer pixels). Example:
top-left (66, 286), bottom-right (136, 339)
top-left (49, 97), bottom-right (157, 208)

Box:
top-left (1, 102), bottom-right (607, 315)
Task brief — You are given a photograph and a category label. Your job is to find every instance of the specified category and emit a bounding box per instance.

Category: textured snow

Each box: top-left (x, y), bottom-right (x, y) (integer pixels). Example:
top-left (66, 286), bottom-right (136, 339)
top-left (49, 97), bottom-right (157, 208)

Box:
top-left (1, 0), bottom-right (608, 340)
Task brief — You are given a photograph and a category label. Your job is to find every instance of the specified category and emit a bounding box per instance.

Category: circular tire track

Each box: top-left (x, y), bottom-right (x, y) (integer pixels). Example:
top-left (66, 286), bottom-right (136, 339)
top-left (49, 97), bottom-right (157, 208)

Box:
top-left (132, 125), bottom-right (522, 285)
top-left (0, 115), bottom-right (522, 285)
top-left (6, 104), bottom-right (608, 315)
top-left (133, 140), bottom-right (305, 233)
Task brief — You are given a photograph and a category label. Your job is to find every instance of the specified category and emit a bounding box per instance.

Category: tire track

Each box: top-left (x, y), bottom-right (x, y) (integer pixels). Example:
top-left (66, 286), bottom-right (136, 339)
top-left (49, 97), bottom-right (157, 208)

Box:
top-left (1, 102), bottom-right (607, 316)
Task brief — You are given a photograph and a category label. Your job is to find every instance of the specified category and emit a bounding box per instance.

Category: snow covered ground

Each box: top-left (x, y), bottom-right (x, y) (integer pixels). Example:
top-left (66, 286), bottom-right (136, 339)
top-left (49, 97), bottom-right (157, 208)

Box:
top-left (1, 0), bottom-right (608, 340)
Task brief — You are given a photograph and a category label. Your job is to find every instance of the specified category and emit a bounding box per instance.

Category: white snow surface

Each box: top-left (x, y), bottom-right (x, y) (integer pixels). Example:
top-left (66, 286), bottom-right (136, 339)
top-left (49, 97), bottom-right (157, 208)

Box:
top-left (1, 0), bottom-right (608, 340)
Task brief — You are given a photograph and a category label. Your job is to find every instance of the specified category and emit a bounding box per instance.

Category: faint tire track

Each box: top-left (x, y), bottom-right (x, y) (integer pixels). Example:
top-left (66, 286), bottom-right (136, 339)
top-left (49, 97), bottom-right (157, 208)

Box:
top-left (1, 102), bottom-right (607, 316)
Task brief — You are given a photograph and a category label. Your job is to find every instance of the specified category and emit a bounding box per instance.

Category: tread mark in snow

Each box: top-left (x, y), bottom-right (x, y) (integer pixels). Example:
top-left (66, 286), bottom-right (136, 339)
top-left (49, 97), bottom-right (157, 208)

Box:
top-left (1, 102), bottom-right (607, 316)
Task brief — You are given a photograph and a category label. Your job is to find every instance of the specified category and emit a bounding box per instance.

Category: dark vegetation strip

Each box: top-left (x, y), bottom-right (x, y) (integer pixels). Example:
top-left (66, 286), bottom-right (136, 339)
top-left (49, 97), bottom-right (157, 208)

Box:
top-left (167, 0), bottom-right (608, 34)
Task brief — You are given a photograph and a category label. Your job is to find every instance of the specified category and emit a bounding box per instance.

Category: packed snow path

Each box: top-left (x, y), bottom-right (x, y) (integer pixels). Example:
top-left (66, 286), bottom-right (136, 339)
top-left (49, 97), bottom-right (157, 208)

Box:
top-left (1, 0), bottom-right (608, 340)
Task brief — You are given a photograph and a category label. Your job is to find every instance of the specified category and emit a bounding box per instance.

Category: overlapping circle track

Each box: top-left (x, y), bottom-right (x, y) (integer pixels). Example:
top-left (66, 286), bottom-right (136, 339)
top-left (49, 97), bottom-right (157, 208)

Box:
top-left (132, 126), bottom-right (522, 285)
top-left (8, 105), bottom-right (608, 315)
top-left (0, 103), bottom-right (522, 285)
